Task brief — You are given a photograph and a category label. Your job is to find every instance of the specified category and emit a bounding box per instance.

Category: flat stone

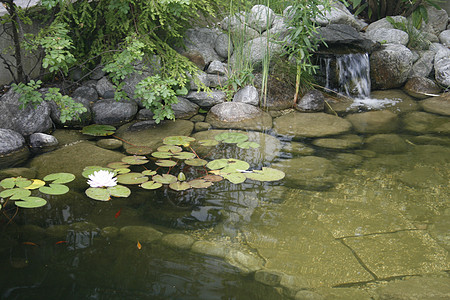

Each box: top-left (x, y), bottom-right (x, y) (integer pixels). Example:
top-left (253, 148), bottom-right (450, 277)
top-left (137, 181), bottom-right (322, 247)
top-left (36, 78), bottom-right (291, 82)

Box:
top-left (364, 134), bottom-right (408, 154)
top-left (186, 90), bottom-right (226, 107)
top-left (420, 93), bottom-right (450, 116)
top-left (119, 226), bottom-right (163, 243)
top-left (312, 134), bottom-right (363, 150)
top-left (274, 112), bottom-right (352, 138)
top-left (191, 240), bottom-right (229, 258)
top-left (194, 122), bottom-right (211, 132)
top-left (225, 249), bottom-right (264, 274)
top-left (333, 153), bottom-right (363, 169)
top-left (254, 269), bottom-right (284, 286)
top-left (376, 276), bottom-right (450, 300)
top-left (346, 110), bottom-right (398, 133)
top-left (402, 111), bottom-right (449, 134)
top-left (161, 233), bottom-right (195, 250)
top-left (96, 138), bottom-right (123, 150)
top-left (343, 231), bottom-right (449, 278)
top-left (282, 142), bottom-right (315, 156)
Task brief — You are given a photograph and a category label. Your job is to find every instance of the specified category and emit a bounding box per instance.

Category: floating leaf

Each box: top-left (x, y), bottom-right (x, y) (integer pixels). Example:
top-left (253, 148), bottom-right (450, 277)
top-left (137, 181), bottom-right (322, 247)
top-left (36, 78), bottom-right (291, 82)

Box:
top-left (117, 173), bottom-right (149, 185)
top-left (0, 188), bottom-right (31, 200)
top-left (82, 166), bottom-right (114, 178)
top-left (141, 170), bottom-right (157, 176)
top-left (24, 179), bottom-right (45, 190)
top-left (121, 156), bottom-right (149, 165)
top-left (39, 184), bottom-right (70, 195)
top-left (157, 145), bottom-right (182, 153)
top-left (203, 174), bottom-right (223, 182)
top-left (245, 167), bottom-right (285, 182)
top-left (107, 162), bottom-right (130, 169)
top-left (43, 173), bottom-right (75, 184)
top-left (172, 152), bottom-right (196, 160)
top-left (222, 172), bottom-right (246, 184)
top-left (188, 179), bottom-right (213, 188)
top-left (114, 168), bottom-right (131, 174)
top-left (85, 187), bottom-right (110, 201)
top-left (81, 124), bottom-right (116, 136)
top-left (152, 174), bottom-right (177, 184)
top-left (163, 136), bottom-right (195, 146)
top-left (169, 181), bottom-right (191, 191)
top-left (206, 158), bottom-right (250, 173)
top-left (197, 139), bottom-right (219, 147)
top-left (177, 172), bottom-right (186, 181)
top-left (15, 177), bottom-right (32, 188)
top-left (14, 196), bottom-right (47, 208)
top-left (126, 146), bottom-right (152, 155)
top-left (151, 151), bottom-right (173, 159)
top-left (155, 160), bottom-right (177, 167)
top-left (237, 141), bottom-right (260, 149)
top-left (185, 158), bottom-right (208, 166)
top-left (215, 132), bottom-right (248, 144)
top-left (0, 178), bottom-right (16, 189)
top-left (107, 185), bottom-right (131, 198)
top-left (140, 181), bottom-right (162, 190)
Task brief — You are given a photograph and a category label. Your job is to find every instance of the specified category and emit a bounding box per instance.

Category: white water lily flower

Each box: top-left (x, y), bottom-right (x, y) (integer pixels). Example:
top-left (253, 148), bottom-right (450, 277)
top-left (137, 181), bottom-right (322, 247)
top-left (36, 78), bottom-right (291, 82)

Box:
top-left (87, 170), bottom-right (117, 188)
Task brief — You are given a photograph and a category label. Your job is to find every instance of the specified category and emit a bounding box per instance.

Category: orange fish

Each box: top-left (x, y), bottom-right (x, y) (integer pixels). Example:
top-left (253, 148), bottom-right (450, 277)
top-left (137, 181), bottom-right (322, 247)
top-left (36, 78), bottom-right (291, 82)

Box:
top-left (22, 242), bottom-right (38, 246)
top-left (137, 240), bottom-right (142, 250)
top-left (55, 241), bottom-right (68, 245)
top-left (115, 209), bottom-right (122, 218)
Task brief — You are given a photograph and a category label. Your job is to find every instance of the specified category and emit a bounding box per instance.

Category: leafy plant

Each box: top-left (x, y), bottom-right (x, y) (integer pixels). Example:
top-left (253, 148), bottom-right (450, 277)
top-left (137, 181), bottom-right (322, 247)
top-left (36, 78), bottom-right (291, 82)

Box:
top-left (386, 16), bottom-right (431, 50)
top-left (45, 88), bottom-right (87, 123)
top-left (11, 80), bottom-right (43, 109)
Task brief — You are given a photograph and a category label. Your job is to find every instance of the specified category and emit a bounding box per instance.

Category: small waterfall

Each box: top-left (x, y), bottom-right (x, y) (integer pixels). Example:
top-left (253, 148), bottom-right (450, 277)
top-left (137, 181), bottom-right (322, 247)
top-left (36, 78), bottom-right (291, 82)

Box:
top-left (317, 52), bottom-right (371, 99)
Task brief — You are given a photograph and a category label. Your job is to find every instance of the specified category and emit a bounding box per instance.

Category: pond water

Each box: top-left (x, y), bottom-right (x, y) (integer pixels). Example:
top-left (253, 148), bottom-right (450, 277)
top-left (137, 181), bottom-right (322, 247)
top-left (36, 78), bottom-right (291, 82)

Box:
top-left (0, 93), bottom-right (449, 299)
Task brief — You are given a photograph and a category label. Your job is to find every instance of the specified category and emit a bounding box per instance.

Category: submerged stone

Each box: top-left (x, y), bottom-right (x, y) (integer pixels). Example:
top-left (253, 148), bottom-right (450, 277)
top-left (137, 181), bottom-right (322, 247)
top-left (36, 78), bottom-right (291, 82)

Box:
top-left (375, 276), bottom-right (450, 300)
top-left (191, 240), bottom-right (229, 258)
top-left (402, 111), bottom-right (449, 134)
top-left (119, 226), bottom-right (163, 243)
top-left (333, 153), bottom-right (363, 169)
top-left (312, 134), bottom-right (362, 150)
top-left (96, 138), bottom-right (123, 150)
top-left (254, 269), bottom-right (284, 286)
top-left (364, 134), bottom-right (408, 154)
top-left (420, 93), bottom-right (450, 116)
top-left (398, 166), bottom-right (447, 188)
top-left (346, 110), bottom-right (398, 133)
top-left (161, 233), bottom-right (195, 250)
top-left (314, 287), bottom-right (372, 300)
top-left (225, 249), bottom-right (264, 274)
top-left (282, 142), bottom-right (315, 156)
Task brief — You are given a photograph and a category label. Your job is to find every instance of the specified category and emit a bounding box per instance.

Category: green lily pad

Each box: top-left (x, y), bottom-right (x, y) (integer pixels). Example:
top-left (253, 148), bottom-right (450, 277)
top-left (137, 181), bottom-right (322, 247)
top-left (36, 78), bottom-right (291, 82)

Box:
top-left (0, 177), bottom-right (31, 189)
top-left (151, 151), bottom-right (173, 159)
top-left (215, 132), bottom-right (248, 144)
top-left (24, 179), bottom-right (46, 190)
top-left (141, 170), bottom-right (157, 176)
top-left (107, 185), bottom-right (131, 197)
top-left (107, 162), bottom-right (130, 169)
top-left (222, 172), bottom-right (247, 184)
top-left (121, 155), bottom-right (149, 165)
top-left (197, 139), bottom-right (219, 147)
top-left (126, 146), bottom-right (152, 155)
top-left (43, 173), bottom-right (76, 184)
top-left (155, 160), bottom-right (177, 167)
top-left (82, 166), bottom-right (115, 178)
top-left (206, 158), bottom-right (250, 173)
top-left (169, 181), bottom-right (191, 191)
top-left (188, 179), bottom-right (213, 188)
top-left (157, 145), bottom-right (182, 153)
top-left (85, 187), bottom-right (110, 201)
top-left (117, 173), bottom-right (149, 185)
top-left (0, 188), bottom-right (32, 200)
top-left (237, 141), bottom-right (260, 149)
top-left (81, 124), bottom-right (116, 136)
top-left (140, 181), bottom-right (163, 190)
top-left (114, 168), bottom-right (131, 174)
top-left (203, 174), bottom-right (223, 182)
top-left (163, 136), bottom-right (195, 146)
top-left (15, 196), bottom-right (47, 208)
top-left (185, 158), bottom-right (208, 166)
top-left (152, 174), bottom-right (177, 184)
top-left (39, 184), bottom-right (70, 195)
top-left (245, 167), bottom-right (285, 182)
top-left (172, 152), bottom-right (196, 160)
top-left (15, 178), bottom-right (33, 188)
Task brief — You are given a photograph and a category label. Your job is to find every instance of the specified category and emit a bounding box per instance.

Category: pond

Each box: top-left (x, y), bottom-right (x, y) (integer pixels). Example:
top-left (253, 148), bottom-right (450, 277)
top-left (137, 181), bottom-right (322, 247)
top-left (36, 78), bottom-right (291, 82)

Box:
top-left (0, 92), bottom-right (449, 299)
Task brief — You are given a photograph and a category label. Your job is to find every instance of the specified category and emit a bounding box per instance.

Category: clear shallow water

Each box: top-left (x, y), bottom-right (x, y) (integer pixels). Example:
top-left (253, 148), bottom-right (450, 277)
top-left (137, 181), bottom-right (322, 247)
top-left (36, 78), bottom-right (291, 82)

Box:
top-left (0, 107), bottom-right (449, 299)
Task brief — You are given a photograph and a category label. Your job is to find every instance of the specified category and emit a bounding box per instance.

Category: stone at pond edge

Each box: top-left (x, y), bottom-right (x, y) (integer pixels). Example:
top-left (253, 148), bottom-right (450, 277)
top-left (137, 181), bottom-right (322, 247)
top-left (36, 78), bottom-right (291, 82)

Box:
top-left (0, 129), bottom-right (30, 169)
top-left (254, 269), bottom-right (284, 286)
top-left (420, 93), bottom-right (450, 116)
top-left (403, 77), bottom-right (442, 100)
top-left (402, 111), bottom-right (449, 134)
top-left (346, 110), bottom-right (398, 134)
top-left (225, 249), bottom-right (264, 274)
top-left (119, 226), bottom-right (163, 243)
top-left (364, 134), bottom-right (408, 154)
top-left (172, 96), bottom-right (199, 120)
top-left (96, 138), bottom-right (123, 150)
top-left (29, 133), bottom-right (58, 153)
top-left (101, 226), bottom-right (120, 239)
top-left (296, 90), bottom-right (324, 112)
top-left (274, 112), bottom-right (351, 138)
top-left (0, 167), bottom-right (37, 181)
top-left (92, 99), bottom-right (138, 126)
top-left (161, 233), bottom-right (195, 250)
top-left (206, 102), bottom-right (272, 131)
top-left (191, 241), bottom-right (229, 258)
top-left (312, 134), bottom-right (362, 150)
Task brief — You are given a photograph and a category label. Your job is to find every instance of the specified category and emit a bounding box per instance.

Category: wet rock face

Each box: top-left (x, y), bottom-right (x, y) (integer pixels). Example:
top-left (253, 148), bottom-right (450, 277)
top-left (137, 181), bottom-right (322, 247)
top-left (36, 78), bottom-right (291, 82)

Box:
top-left (403, 77), bottom-right (442, 99)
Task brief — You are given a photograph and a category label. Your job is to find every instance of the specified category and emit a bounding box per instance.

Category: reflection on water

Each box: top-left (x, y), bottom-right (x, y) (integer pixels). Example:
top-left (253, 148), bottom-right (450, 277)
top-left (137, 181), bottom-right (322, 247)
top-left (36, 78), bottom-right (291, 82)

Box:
top-left (1, 108), bottom-right (449, 299)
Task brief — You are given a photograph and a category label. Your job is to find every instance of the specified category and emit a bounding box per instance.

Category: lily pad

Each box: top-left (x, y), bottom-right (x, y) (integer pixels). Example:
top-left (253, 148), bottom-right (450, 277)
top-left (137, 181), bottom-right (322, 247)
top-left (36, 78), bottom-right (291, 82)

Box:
top-left (155, 160), bottom-right (177, 167)
top-left (140, 181), bottom-right (163, 190)
top-left (177, 172), bottom-right (186, 181)
top-left (0, 188), bottom-right (31, 200)
top-left (206, 158), bottom-right (250, 173)
top-left (222, 172), bottom-right (247, 184)
top-left (24, 179), bottom-right (46, 190)
top-left (81, 124), bottom-right (116, 136)
top-left (114, 168), bottom-right (131, 174)
top-left (107, 162), bottom-right (130, 169)
top-left (197, 139), bottom-right (219, 147)
top-left (188, 179), bottom-right (213, 188)
top-left (163, 136), bottom-right (196, 146)
top-left (169, 181), bottom-right (191, 191)
top-left (142, 170), bottom-right (157, 176)
top-left (121, 155), bottom-right (149, 165)
top-left (39, 184), bottom-right (70, 195)
top-left (107, 185), bottom-right (131, 197)
top-left (203, 174), bottom-right (223, 182)
top-left (185, 158), bottom-right (208, 166)
top-left (215, 132), bottom-right (248, 144)
top-left (237, 141), bottom-right (260, 149)
top-left (43, 173), bottom-right (76, 184)
top-left (117, 173), bottom-right (149, 185)
top-left (15, 196), bottom-right (47, 208)
top-left (151, 151), bottom-right (173, 159)
top-left (85, 187), bottom-right (110, 201)
top-left (157, 145), bottom-right (182, 153)
top-left (172, 152), bottom-right (196, 160)
top-left (152, 174), bottom-right (177, 184)
top-left (82, 166), bottom-right (115, 178)
top-left (126, 146), bottom-right (152, 155)
top-left (245, 167), bottom-right (285, 182)
top-left (0, 177), bottom-right (31, 189)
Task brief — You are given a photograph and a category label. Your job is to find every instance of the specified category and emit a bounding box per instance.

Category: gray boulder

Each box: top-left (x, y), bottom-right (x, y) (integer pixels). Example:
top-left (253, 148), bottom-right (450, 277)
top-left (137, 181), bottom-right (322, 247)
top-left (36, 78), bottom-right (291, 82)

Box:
top-left (410, 50), bottom-right (435, 78)
top-left (72, 86), bottom-right (98, 102)
top-left (183, 27), bottom-right (222, 65)
top-left (233, 85), bottom-right (259, 106)
top-left (434, 48), bottom-right (450, 87)
top-left (365, 16), bottom-right (407, 34)
top-left (0, 129), bottom-right (29, 168)
top-left (0, 89), bottom-right (53, 136)
top-left (92, 99), bottom-right (138, 126)
top-left (214, 33), bottom-right (233, 59)
top-left (171, 96), bottom-right (199, 119)
top-left (231, 37), bottom-right (283, 71)
top-left (206, 60), bottom-right (227, 76)
top-left (370, 44), bottom-right (413, 89)
top-left (365, 28), bottom-right (409, 46)
top-left (248, 5), bottom-right (275, 33)
top-left (315, 2), bottom-right (365, 30)
top-left (29, 133), bottom-right (58, 153)
top-left (316, 24), bottom-right (375, 52)
top-left (49, 95), bottom-right (92, 127)
top-left (423, 6), bottom-right (449, 36)
top-left (296, 90), bottom-right (324, 112)
top-left (403, 77), bottom-right (441, 99)
top-left (221, 13), bottom-right (261, 43)
top-left (186, 90), bottom-right (226, 107)
top-left (95, 77), bottom-right (115, 98)
top-left (439, 30), bottom-right (450, 46)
